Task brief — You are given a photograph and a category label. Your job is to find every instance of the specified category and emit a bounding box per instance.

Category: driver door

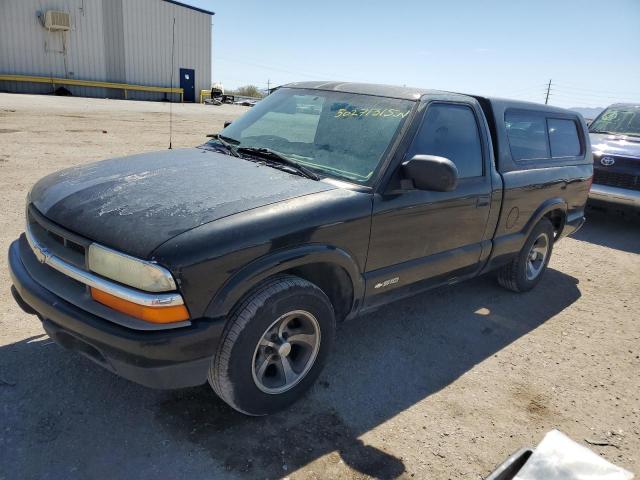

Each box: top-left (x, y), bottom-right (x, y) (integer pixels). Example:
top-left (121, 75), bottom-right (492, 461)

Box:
top-left (364, 99), bottom-right (494, 308)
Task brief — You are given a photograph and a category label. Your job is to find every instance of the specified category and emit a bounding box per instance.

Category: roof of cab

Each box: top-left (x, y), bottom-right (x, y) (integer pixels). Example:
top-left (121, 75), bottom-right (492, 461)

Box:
top-left (283, 81), bottom-right (578, 115)
top-left (482, 96), bottom-right (580, 116)
top-left (283, 81), bottom-right (434, 100)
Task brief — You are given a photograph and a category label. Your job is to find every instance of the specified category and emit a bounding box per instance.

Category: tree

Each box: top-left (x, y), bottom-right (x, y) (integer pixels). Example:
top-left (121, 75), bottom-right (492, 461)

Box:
top-left (229, 85), bottom-right (263, 98)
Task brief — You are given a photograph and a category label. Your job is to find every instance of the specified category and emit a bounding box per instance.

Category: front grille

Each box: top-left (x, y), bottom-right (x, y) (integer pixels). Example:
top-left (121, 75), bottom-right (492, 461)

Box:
top-left (27, 205), bottom-right (91, 269)
top-left (593, 170), bottom-right (640, 191)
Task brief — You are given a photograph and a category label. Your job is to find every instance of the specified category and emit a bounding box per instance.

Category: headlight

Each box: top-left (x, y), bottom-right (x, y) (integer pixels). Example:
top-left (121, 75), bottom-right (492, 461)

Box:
top-left (87, 243), bottom-right (177, 292)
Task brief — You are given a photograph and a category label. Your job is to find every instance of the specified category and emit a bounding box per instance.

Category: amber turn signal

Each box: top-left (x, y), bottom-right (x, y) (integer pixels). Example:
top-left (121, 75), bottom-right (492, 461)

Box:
top-left (90, 288), bottom-right (189, 324)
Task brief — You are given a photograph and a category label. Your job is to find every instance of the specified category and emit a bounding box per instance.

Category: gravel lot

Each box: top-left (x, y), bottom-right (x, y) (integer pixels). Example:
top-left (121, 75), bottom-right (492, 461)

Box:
top-left (1, 93), bottom-right (638, 479)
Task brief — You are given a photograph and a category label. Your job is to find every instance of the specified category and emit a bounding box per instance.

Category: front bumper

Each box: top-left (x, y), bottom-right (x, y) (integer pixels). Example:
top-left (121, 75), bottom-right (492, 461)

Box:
top-left (589, 184), bottom-right (640, 208)
top-left (8, 239), bottom-right (224, 389)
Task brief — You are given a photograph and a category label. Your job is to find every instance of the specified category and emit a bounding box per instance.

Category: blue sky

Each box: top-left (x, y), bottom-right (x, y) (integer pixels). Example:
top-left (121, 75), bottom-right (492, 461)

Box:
top-left (185, 0), bottom-right (640, 108)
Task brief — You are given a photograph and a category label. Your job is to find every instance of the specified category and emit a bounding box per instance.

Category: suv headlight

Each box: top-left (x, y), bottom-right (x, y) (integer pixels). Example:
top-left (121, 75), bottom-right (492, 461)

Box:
top-left (87, 243), bottom-right (177, 292)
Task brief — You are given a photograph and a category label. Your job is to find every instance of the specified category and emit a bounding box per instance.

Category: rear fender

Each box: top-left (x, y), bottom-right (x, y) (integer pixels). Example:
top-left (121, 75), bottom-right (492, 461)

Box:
top-left (523, 198), bottom-right (567, 238)
top-left (483, 198), bottom-right (567, 272)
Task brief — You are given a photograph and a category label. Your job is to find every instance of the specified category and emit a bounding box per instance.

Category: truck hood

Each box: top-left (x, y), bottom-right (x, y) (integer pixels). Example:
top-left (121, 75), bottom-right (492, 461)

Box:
top-left (30, 148), bottom-right (335, 258)
top-left (589, 133), bottom-right (640, 157)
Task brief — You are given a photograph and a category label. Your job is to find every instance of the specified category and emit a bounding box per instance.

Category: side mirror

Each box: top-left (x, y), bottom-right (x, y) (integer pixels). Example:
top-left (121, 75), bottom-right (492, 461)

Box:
top-left (402, 155), bottom-right (458, 192)
top-left (223, 120), bottom-right (232, 128)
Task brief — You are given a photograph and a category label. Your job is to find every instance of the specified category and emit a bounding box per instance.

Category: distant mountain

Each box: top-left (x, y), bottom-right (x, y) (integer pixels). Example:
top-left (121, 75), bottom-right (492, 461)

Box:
top-left (570, 107), bottom-right (604, 121)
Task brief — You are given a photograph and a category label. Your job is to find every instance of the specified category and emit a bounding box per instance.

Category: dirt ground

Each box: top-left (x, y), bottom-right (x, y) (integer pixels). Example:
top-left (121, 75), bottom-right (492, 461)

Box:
top-left (0, 93), bottom-right (638, 480)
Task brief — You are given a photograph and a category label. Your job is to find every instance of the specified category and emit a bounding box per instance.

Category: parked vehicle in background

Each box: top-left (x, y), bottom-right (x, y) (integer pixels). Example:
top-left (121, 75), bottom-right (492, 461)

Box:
top-left (9, 82), bottom-right (592, 416)
top-left (588, 103), bottom-right (640, 209)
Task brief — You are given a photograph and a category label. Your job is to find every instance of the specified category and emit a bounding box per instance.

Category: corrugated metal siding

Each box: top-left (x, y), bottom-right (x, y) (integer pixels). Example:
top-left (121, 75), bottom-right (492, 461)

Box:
top-left (0, 0), bottom-right (211, 101)
top-left (0, 0), bottom-right (109, 97)
top-left (121, 0), bottom-right (211, 101)
top-left (102, 0), bottom-right (126, 91)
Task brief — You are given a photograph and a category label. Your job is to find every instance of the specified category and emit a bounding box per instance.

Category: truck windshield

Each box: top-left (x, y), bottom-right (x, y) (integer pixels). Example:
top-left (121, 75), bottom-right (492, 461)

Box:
top-left (589, 105), bottom-right (640, 137)
top-left (211, 88), bottom-right (415, 184)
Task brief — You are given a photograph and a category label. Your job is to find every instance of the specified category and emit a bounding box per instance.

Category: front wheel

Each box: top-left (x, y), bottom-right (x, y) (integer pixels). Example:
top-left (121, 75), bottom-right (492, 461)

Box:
top-left (497, 218), bottom-right (555, 292)
top-left (209, 275), bottom-right (335, 416)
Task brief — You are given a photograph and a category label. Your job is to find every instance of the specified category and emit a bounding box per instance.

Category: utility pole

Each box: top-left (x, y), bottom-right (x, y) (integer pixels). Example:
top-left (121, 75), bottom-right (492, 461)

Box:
top-left (545, 79), bottom-right (552, 105)
top-left (267, 79), bottom-right (270, 95)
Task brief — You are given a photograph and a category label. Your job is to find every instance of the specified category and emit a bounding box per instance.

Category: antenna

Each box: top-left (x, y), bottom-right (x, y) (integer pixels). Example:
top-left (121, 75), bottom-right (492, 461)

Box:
top-left (545, 79), bottom-right (552, 105)
top-left (169, 17), bottom-right (176, 149)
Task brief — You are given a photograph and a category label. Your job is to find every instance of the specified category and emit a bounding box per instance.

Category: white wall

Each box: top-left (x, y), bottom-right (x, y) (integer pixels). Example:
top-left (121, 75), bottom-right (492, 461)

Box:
top-left (0, 0), bottom-right (212, 101)
top-left (0, 0), bottom-right (109, 97)
top-left (121, 0), bottom-right (211, 101)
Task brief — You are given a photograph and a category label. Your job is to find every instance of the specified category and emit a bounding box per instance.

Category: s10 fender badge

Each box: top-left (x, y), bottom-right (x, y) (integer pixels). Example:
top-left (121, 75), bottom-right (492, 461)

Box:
top-left (600, 156), bottom-right (615, 166)
top-left (374, 277), bottom-right (399, 289)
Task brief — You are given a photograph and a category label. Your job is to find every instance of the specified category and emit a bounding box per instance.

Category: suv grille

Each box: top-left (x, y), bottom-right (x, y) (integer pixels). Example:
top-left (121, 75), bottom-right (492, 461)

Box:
top-left (593, 170), bottom-right (640, 192)
top-left (27, 205), bottom-right (91, 269)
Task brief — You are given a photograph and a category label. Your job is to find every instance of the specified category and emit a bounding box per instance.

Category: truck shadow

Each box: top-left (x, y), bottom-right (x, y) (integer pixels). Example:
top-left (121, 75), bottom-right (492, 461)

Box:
top-left (577, 207), bottom-right (640, 254)
top-left (0, 269), bottom-right (580, 479)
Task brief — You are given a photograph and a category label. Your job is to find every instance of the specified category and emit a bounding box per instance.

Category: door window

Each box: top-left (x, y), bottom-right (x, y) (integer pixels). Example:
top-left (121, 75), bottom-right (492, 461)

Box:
top-left (409, 103), bottom-right (484, 178)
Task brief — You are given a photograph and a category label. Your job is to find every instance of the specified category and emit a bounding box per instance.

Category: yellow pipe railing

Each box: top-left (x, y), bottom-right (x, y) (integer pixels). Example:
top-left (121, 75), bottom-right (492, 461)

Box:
top-left (0, 74), bottom-right (184, 102)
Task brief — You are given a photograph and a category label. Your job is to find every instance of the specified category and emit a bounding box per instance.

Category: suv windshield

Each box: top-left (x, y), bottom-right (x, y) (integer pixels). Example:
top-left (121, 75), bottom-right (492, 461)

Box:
top-left (208, 88), bottom-right (415, 184)
top-left (589, 105), bottom-right (640, 137)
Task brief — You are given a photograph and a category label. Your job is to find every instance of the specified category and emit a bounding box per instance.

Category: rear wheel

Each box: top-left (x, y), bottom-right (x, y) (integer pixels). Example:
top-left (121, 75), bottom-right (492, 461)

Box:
top-left (497, 218), bottom-right (554, 292)
top-left (209, 275), bottom-right (335, 415)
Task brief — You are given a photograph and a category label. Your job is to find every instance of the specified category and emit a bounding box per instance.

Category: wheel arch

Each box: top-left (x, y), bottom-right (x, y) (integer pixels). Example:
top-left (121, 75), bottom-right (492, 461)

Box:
top-left (524, 198), bottom-right (567, 240)
top-left (204, 244), bottom-right (365, 322)
top-left (483, 197), bottom-right (567, 274)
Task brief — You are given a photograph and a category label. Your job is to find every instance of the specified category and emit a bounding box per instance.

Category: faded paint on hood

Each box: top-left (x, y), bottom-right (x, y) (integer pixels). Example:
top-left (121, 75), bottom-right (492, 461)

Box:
top-left (30, 148), bottom-right (335, 258)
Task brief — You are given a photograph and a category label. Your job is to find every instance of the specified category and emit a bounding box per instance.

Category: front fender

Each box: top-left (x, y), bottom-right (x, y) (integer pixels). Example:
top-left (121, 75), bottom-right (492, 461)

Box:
top-left (204, 244), bottom-right (365, 319)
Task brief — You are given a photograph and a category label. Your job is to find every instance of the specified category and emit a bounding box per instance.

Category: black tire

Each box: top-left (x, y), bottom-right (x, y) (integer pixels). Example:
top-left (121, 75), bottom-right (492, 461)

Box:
top-left (209, 275), bottom-right (335, 416)
top-left (497, 218), bottom-right (555, 292)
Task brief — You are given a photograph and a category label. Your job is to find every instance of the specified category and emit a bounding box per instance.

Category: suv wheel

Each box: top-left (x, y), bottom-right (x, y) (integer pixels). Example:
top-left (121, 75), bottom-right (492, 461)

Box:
top-left (497, 218), bottom-right (554, 292)
top-left (209, 275), bottom-right (335, 415)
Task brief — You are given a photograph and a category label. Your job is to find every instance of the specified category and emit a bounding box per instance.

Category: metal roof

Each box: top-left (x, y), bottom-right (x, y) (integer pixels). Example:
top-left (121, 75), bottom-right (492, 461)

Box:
top-left (162, 0), bottom-right (214, 15)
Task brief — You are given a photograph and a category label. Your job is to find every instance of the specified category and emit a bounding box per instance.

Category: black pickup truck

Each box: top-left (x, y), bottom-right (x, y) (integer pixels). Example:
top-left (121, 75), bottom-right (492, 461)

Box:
top-left (9, 82), bottom-right (592, 415)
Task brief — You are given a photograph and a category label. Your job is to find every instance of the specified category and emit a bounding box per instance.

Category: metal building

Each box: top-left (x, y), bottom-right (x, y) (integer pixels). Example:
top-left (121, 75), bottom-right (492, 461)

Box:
top-left (0, 0), bottom-right (213, 102)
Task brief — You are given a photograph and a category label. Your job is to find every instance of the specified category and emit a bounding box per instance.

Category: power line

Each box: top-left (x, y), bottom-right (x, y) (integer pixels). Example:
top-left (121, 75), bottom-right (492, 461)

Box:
top-left (554, 83), bottom-right (640, 97)
top-left (549, 91), bottom-right (639, 104)
top-left (216, 56), bottom-right (346, 82)
top-left (223, 54), bottom-right (337, 79)
top-left (552, 88), bottom-right (640, 101)
top-left (496, 84), bottom-right (548, 97)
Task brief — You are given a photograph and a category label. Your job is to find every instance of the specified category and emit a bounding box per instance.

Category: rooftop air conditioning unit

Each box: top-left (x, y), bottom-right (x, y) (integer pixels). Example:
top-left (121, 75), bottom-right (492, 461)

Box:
top-left (44, 11), bottom-right (70, 31)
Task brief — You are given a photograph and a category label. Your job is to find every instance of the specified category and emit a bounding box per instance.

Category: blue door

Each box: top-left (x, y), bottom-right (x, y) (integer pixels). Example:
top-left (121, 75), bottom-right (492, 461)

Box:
top-left (179, 68), bottom-right (195, 102)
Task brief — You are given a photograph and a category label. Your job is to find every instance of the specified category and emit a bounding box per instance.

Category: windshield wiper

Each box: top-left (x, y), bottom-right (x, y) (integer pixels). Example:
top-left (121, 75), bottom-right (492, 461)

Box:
top-left (204, 133), bottom-right (241, 157)
top-left (218, 133), bottom-right (241, 145)
top-left (590, 129), bottom-right (618, 135)
top-left (237, 147), bottom-right (320, 180)
top-left (590, 129), bottom-right (640, 138)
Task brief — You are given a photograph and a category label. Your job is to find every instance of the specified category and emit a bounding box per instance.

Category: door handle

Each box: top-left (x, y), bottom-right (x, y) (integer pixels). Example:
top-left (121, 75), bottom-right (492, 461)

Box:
top-left (476, 195), bottom-right (490, 207)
